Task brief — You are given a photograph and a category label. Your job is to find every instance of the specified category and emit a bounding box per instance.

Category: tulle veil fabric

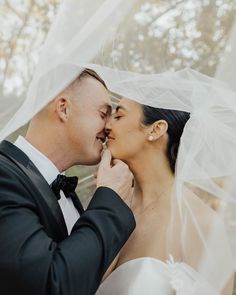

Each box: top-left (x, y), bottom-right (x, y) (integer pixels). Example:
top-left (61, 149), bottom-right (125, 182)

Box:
top-left (0, 0), bottom-right (235, 293)
top-left (88, 64), bottom-right (236, 292)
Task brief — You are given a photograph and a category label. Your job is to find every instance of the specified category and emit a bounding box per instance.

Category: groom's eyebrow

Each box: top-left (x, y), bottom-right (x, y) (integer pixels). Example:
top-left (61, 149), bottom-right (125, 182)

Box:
top-left (101, 103), bottom-right (112, 115)
top-left (106, 104), bottom-right (112, 115)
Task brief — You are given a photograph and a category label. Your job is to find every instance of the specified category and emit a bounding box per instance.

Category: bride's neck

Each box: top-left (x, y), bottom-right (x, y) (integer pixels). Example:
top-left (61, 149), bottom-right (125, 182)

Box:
top-left (128, 151), bottom-right (174, 209)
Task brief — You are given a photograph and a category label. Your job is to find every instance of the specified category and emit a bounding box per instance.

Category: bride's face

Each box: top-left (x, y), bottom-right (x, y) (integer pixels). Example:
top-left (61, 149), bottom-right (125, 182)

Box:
top-left (106, 98), bottom-right (148, 162)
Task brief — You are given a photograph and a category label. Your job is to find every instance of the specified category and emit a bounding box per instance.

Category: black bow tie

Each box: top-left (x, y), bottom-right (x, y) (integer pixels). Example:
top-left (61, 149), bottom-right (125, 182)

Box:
top-left (51, 174), bottom-right (78, 200)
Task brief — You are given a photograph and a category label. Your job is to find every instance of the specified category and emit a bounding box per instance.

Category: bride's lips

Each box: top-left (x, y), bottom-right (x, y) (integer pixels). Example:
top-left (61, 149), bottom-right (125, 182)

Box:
top-left (106, 136), bottom-right (115, 146)
top-left (107, 136), bottom-right (115, 141)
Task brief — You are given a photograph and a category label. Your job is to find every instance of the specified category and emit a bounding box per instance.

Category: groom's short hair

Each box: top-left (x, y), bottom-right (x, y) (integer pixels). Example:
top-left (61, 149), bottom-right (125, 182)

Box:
top-left (79, 68), bottom-right (107, 89)
top-left (68, 68), bottom-right (107, 93)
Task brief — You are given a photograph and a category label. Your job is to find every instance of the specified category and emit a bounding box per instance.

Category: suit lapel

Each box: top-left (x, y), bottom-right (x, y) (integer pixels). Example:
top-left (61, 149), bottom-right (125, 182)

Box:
top-left (0, 140), bottom-right (68, 239)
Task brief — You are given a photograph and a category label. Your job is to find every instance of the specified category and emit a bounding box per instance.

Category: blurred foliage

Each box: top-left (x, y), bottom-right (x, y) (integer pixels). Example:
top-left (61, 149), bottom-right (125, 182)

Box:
top-left (1, 0), bottom-right (235, 95)
top-left (0, 0), bottom-right (60, 95)
top-left (96, 0), bottom-right (236, 76)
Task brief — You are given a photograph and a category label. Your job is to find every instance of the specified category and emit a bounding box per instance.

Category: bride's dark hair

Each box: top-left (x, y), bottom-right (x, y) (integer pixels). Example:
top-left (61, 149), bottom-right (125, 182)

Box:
top-left (142, 105), bottom-right (190, 173)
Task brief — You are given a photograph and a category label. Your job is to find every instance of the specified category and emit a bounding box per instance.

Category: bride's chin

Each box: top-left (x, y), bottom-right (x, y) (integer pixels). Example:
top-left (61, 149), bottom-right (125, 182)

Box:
top-left (106, 144), bottom-right (123, 160)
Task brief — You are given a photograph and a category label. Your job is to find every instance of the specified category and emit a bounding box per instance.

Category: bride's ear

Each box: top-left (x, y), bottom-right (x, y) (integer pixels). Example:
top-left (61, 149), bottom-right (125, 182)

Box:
top-left (147, 120), bottom-right (168, 141)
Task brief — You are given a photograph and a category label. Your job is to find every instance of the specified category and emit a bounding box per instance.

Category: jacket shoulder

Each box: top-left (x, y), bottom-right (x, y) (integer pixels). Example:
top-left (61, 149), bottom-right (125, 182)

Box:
top-left (0, 153), bottom-right (25, 178)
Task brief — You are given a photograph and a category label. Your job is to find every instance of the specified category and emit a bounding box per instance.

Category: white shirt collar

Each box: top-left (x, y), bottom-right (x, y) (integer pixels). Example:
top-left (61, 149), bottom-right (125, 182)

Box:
top-left (14, 136), bottom-right (59, 185)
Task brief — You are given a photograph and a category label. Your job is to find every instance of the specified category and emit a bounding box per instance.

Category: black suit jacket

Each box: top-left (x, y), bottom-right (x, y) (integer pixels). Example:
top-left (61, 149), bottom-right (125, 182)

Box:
top-left (0, 140), bottom-right (135, 295)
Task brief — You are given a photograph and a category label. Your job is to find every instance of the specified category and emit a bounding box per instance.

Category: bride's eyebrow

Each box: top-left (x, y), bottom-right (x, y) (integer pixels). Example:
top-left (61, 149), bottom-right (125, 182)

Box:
top-left (115, 105), bottom-right (127, 113)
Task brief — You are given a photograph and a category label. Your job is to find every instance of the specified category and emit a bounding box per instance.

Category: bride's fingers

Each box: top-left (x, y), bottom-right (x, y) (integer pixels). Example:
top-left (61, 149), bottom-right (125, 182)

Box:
top-left (112, 158), bottom-right (123, 166)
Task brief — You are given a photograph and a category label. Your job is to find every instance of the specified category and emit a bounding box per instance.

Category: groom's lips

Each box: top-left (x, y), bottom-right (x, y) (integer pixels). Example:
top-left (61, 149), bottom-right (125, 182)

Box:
top-left (96, 137), bottom-right (106, 149)
top-left (96, 136), bottom-right (106, 143)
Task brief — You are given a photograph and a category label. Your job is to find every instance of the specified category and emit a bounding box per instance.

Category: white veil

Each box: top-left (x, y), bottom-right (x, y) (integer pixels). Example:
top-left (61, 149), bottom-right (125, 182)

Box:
top-left (0, 0), bottom-right (235, 293)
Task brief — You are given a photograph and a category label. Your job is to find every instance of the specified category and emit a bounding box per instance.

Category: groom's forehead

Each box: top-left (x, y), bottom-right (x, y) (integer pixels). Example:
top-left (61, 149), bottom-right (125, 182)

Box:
top-left (76, 77), bottom-right (111, 103)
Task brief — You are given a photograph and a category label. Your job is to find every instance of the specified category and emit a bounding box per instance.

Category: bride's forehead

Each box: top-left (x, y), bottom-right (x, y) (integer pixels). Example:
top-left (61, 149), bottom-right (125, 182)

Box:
top-left (118, 97), bottom-right (140, 108)
top-left (112, 98), bottom-right (142, 116)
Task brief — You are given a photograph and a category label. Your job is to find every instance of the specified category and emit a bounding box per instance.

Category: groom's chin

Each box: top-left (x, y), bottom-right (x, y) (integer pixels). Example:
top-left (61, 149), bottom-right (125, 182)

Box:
top-left (85, 154), bottom-right (102, 166)
top-left (92, 156), bottom-right (102, 165)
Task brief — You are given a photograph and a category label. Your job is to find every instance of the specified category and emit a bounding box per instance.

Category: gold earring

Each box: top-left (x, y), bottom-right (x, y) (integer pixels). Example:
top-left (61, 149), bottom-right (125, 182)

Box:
top-left (148, 135), bottom-right (154, 141)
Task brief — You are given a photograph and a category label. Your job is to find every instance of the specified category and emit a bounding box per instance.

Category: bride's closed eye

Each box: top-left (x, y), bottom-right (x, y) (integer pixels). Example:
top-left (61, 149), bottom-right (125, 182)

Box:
top-left (112, 111), bottom-right (122, 120)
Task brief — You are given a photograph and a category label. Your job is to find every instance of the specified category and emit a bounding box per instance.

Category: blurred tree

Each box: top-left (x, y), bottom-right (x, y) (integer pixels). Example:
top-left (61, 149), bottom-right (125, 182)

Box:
top-left (96, 0), bottom-right (235, 76)
top-left (0, 0), bottom-right (61, 95)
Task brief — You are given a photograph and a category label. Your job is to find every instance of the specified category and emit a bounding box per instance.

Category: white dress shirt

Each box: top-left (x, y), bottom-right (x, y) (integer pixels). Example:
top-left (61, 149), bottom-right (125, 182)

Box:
top-left (14, 136), bottom-right (80, 234)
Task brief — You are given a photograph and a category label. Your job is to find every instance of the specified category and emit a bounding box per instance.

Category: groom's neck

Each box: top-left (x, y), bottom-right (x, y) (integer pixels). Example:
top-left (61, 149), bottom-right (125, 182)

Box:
top-left (25, 126), bottom-right (73, 173)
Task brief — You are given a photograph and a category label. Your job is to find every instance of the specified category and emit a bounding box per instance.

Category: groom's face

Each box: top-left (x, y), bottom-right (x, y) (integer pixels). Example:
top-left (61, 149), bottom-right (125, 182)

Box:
top-left (67, 76), bottom-right (111, 165)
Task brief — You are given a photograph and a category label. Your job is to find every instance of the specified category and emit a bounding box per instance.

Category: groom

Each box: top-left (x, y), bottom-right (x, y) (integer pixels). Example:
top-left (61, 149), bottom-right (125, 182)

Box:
top-left (0, 69), bottom-right (135, 295)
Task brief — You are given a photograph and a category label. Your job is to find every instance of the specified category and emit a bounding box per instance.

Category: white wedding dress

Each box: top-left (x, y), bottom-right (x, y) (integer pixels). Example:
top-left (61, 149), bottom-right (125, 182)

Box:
top-left (96, 257), bottom-right (220, 295)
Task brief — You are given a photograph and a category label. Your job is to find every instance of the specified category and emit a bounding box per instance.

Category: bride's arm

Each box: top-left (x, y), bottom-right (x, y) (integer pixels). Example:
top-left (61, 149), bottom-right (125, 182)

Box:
top-left (101, 253), bottom-right (120, 282)
top-left (222, 275), bottom-right (234, 295)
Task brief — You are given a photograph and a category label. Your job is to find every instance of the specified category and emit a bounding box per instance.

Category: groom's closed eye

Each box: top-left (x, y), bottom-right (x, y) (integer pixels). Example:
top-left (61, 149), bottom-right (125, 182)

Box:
top-left (99, 105), bottom-right (112, 119)
top-left (102, 104), bottom-right (112, 117)
top-left (100, 112), bottom-right (107, 119)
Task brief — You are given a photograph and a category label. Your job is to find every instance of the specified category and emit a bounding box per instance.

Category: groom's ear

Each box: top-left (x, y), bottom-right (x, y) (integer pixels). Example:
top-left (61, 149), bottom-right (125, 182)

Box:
top-left (55, 96), bottom-right (70, 122)
top-left (149, 120), bottom-right (168, 140)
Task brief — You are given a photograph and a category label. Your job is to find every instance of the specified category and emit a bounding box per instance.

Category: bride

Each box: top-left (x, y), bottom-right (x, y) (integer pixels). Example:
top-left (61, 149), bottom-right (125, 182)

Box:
top-left (95, 90), bottom-right (235, 294)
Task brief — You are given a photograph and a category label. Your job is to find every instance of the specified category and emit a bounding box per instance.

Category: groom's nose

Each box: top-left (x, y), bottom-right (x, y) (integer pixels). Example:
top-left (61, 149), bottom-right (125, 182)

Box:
top-left (104, 117), bottom-right (112, 134)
